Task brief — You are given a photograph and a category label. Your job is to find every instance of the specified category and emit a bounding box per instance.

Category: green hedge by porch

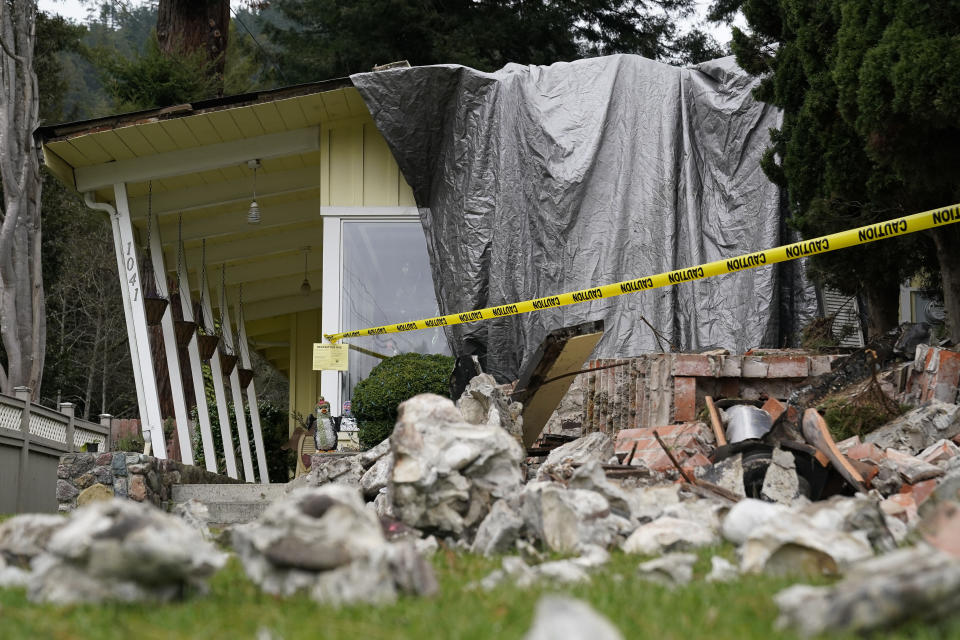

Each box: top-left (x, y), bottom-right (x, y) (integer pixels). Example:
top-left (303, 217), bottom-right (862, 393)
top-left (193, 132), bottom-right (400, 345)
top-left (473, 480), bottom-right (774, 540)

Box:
top-left (353, 352), bottom-right (455, 448)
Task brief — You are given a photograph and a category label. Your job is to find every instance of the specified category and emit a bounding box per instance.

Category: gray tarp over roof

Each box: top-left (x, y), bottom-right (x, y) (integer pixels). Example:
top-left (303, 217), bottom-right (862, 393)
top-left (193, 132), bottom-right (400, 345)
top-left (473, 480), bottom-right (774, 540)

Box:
top-left (352, 55), bottom-right (818, 382)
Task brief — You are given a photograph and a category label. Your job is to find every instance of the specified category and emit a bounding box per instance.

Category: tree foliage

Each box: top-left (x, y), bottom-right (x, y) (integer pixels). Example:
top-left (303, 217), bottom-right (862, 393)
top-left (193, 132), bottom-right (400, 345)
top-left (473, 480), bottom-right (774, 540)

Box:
top-left (265, 0), bottom-right (724, 84)
top-left (723, 0), bottom-right (960, 337)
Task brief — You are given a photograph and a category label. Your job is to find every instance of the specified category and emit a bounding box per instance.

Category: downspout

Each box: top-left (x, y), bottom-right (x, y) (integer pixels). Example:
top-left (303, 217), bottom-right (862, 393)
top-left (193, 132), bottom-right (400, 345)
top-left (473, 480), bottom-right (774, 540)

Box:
top-left (83, 192), bottom-right (152, 455)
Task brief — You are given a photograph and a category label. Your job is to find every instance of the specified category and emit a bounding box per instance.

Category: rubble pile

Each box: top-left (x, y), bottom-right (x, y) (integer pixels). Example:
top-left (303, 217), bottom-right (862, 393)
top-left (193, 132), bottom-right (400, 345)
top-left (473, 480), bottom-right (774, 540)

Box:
top-left (231, 484), bottom-right (437, 606)
top-left (1, 500), bottom-right (226, 604)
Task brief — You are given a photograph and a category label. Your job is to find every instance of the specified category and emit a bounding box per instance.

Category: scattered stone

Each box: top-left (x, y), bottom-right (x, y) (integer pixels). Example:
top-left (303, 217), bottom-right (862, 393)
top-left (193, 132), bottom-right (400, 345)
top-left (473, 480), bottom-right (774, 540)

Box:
top-left (27, 499), bottom-right (227, 604)
top-left (478, 547), bottom-right (609, 591)
top-left (622, 484), bottom-right (681, 523)
top-left (521, 481), bottom-right (630, 553)
top-left (705, 555), bottom-right (739, 583)
top-left (536, 432), bottom-right (614, 480)
top-left (918, 439), bottom-right (960, 465)
top-left (472, 500), bottom-right (525, 556)
top-left (884, 448), bottom-right (945, 484)
top-left (458, 373), bottom-right (524, 440)
top-left (881, 493), bottom-right (918, 525)
top-left (359, 439), bottom-right (391, 469)
top-left (864, 400), bottom-right (960, 452)
top-left (232, 485), bottom-right (436, 606)
top-left (173, 498), bottom-right (212, 540)
top-left (698, 454), bottom-right (746, 498)
top-left (307, 455), bottom-right (365, 489)
top-left (76, 482), bottom-right (114, 507)
top-left (524, 595), bottom-right (623, 640)
top-left (567, 460), bottom-right (631, 518)
top-left (872, 459), bottom-right (904, 496)
top-left (621, 516), bottom-right (716, 556)
top-left (390, 394), bottom-right (524, 537)
top-left (775, 546), bottom-right (960, 637)
top-left (637, 552), bottom-right (697, 587)
top-left (739, 502), bottom-right (874, 576)
top-left (0, 514), bottom-right (66, 587)
top-left (918, 501), bottom-right (960, 558)
top-left (721, 499), bottom-right (790, 545)
top-left (760, 447), bottom-right (800, 504)
top-left (360, 453), bottom-right (393, 500)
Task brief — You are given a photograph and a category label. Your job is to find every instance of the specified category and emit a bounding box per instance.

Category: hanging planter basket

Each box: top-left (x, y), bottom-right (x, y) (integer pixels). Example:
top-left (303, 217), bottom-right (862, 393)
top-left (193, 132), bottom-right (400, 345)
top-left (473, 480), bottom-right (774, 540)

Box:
top-left (144, 296), bottom-right (168, 325)
top-left (220, 352), bottom-right (239, 376)
top-left (237, 367), bottom-right (255, 388)
top-left (174, 319), bottom-right (196, 348)
top-left (198, 334), bottom-right (220, 360)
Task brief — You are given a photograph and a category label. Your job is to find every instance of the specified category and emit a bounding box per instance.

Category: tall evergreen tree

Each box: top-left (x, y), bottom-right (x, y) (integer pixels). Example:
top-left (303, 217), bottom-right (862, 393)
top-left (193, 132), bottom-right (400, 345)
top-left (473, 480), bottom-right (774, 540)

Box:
top-left (716, 0), bottom-right (959, 338)
top-left (265, 0), bottom-right (722, 83)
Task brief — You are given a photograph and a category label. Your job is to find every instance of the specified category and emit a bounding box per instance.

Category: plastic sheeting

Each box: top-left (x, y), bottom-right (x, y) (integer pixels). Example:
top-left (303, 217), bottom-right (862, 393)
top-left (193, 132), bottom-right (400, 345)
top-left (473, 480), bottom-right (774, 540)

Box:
top-left (352, 55), bottom-right (818, 382)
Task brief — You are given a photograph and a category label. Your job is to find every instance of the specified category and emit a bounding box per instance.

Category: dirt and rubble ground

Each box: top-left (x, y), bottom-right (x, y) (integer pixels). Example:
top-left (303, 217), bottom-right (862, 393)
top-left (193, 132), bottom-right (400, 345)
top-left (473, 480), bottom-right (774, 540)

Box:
top-left (3, 325), bottom-right (960, 639)
top-left (2, 540), bottom-right (958, 640)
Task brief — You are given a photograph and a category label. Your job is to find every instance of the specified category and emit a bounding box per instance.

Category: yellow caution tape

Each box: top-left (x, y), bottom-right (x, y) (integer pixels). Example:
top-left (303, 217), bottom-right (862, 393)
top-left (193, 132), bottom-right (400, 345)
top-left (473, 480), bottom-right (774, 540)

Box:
top-left (325, 203), bottom-right (960, 343)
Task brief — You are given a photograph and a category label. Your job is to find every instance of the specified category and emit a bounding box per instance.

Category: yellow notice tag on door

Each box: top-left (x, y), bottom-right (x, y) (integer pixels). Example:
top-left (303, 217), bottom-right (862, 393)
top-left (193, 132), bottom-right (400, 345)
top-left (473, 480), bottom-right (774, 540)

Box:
top-left (312, 343), bottom-right (349, 370)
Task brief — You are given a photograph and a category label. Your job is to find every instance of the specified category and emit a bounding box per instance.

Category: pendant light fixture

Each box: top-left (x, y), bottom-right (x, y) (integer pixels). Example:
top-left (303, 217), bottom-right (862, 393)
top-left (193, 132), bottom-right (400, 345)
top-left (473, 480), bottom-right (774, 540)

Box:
top-left (247, 159), bottom-right (261, 224)
top-left (300, 246), bottom-right (312, 295)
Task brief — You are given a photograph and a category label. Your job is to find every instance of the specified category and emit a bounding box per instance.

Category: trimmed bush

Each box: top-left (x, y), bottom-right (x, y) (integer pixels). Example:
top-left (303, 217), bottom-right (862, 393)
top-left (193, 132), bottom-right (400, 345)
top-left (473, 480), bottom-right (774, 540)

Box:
top-left (353, 352), bottom-right (455, 448)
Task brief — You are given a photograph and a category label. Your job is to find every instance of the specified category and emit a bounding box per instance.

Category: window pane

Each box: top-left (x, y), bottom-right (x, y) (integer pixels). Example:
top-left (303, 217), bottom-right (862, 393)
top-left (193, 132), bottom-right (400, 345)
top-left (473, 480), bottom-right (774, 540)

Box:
top-left (340, 220), bottom-right (451, 403)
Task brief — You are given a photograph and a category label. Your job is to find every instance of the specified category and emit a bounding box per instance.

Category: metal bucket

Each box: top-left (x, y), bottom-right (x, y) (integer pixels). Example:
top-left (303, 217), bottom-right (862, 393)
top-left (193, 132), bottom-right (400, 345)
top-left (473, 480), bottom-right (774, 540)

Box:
top-left (725, 404), bottom-right (773, 444)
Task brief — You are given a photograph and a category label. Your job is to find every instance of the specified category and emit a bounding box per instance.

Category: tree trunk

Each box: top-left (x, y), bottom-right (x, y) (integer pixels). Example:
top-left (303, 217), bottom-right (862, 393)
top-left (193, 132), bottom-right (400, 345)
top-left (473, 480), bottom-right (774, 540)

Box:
top-left (932, 225), bottom-right (960, 344)
top-left (862, 281), bottom-right (900, 340)
top-left (156, 0), bottom-right (230, 95)
top-left (0, 1), bottom-right (46, 400)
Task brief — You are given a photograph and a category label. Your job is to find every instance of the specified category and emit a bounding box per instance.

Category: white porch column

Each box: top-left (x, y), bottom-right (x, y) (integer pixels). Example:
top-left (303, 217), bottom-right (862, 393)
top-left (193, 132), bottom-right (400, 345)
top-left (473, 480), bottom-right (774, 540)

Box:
top-left (112, 184), bottom-right (167, 458)
top-left (177, 253), bottom-right (217, 472)
top-left (319, 215), bottom-right (342, 414)
top-left (85, 194), bottom-right (148, 436)
top-left (148, 217), bottom-right (193, 464)
top-left (237, 301), bottom-right (269, 482)
top-left (218, 276), bottom-right (255, 482)
top-left (200, 272), bottom-right (238, 478)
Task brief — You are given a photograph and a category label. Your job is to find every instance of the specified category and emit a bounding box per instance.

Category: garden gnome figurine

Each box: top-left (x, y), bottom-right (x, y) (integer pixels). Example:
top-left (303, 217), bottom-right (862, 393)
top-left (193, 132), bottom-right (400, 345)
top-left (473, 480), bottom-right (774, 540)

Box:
top-left (315, 397), bottom-right (337, 451)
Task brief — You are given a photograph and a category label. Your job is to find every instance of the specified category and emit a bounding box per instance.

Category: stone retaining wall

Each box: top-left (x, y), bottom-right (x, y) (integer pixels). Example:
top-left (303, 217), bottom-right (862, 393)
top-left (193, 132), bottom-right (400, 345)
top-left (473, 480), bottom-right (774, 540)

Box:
top-left (56, 452), bottom-right (241, 512)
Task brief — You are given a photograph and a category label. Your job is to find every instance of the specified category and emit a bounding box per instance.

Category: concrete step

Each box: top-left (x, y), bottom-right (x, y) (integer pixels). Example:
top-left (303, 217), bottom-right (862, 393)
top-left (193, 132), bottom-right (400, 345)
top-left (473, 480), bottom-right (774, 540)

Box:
top-left (171, 482), bottom-right (290, 526)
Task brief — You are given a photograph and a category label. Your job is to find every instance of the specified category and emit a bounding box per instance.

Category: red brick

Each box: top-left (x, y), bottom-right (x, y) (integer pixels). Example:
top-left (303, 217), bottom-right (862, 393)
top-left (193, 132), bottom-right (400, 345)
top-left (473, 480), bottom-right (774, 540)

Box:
top-left (881, 493), bottom-right (917, 523)
top-left (932, 350), bottom-right (960, 403)
top-left (922, 502), bottom-right (960, 558)
top-left (919, 439), bottom-right (960, 465)
top-left (682, 453), bottom-right (712, 469)
top-left (836, 435), bottom-right (862, 453)
top-left (845, 442), bottom-right (885, 464)
top-left (902, 479), bottom-right (938, 506)
top-left (765, 355), bottom-right (810, 378)
top-left (673, 377), bottom-right (697, 422)
top-left (673, 354), bottom-right (716, 377)
top-left (761, 396), bottom-right (786, 424)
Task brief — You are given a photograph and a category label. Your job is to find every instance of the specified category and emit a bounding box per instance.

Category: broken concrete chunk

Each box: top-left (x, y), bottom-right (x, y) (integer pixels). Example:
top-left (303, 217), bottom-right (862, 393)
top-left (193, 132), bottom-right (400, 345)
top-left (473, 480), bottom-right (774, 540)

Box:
top-left (172, 498), bottom-right (212, 540)
top-left (28, 499), bottom-right (227, 604)
top-left (359, 439), bottom-right (391, 469)
top-left (520, 481), bottom-right (631, 553)
top-left (360, 452), bottom-right (393, 500)
top-left (705, 556), bottom-right (739, 583)
top-left (567, 460), bottom-right (631, 518)
top-left (760, 446), bottom-right (800, 504)
top-left (864, 400), bottom-right (960, 452)
top-left (537, 431), bottom-right (614, 480)
top-left (0, 514), bottom-right (66, 588)
top-left (739, 507), bottom-right (874, 576)
top-left (457, 373), bottom-right (523, 440)
top-left (622, 484), bottom-right (681, 523)
top-left (621, 516), bottom-right (716, 556)
top-left (637, 552), bottom-right (697, 587)
top-left (884, 448), bottom-right (945, 484)
top-left (698, 454), bottom-right (746, 498)
top-left (232, 485), bottom-right (436, 606)
top-left (471, 500), bottom-right (525, 556)
top-left (389, 394), bottom-right (524, 537)
top-left (775, 546), bottom-right (960, 637)
top-left (524, 595), bottom-right (624, 640)
top-left (307, 454), bottom-right (365, 489)
top-left (721, 499), bottom-right (791, 545)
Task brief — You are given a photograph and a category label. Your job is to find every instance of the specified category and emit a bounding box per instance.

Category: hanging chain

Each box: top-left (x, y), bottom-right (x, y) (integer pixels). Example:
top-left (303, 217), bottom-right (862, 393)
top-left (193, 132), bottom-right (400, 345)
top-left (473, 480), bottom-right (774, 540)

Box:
top-left (145, 180), bottom-right (153, 253)
top-left (200, 239), bottom-right (209, 329)
top-left (176, 212), bottom-right (184, 288)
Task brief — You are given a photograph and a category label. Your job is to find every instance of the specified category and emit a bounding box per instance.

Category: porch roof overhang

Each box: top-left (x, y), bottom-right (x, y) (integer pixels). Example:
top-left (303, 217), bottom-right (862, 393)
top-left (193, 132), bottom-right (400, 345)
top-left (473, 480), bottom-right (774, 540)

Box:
top-left (36, 77), bottom-right (385, 373)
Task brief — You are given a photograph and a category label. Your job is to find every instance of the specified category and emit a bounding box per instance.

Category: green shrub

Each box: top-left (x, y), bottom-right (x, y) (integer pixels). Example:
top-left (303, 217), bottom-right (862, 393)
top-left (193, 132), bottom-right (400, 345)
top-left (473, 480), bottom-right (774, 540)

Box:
top-left (353, 352), bottom-right (455, 448)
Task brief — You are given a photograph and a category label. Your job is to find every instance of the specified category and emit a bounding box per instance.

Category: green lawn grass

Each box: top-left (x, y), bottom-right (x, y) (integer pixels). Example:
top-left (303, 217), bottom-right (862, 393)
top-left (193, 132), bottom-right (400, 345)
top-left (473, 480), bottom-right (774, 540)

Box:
top-left (2, 544), bottom-right (960, 639)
